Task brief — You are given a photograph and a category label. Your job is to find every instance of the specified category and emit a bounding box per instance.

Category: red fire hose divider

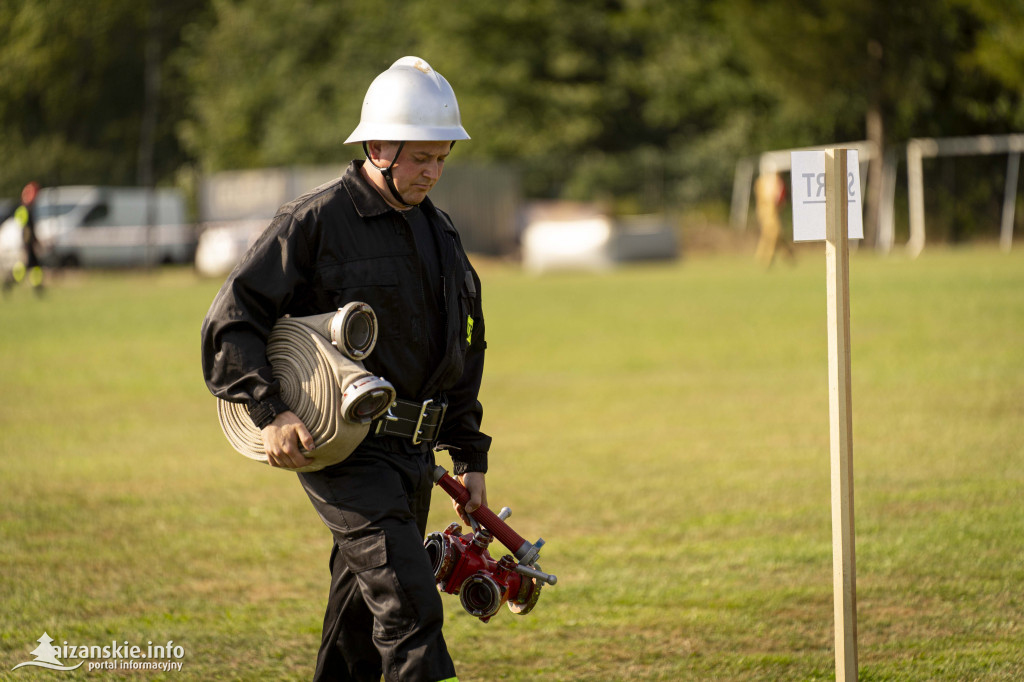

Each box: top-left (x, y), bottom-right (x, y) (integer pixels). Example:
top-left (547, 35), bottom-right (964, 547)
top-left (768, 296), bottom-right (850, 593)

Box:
top-left (432, 466), bottom-right (542, 566)
top-left (428, 465), bottom-right (556, 622)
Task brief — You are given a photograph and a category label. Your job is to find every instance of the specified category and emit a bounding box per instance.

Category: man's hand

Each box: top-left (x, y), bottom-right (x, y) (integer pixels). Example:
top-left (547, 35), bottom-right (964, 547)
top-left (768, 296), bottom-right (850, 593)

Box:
top-left (261, 410), bottom-right (315, 469)
top-left (453, 472), bottom-right (487, 527)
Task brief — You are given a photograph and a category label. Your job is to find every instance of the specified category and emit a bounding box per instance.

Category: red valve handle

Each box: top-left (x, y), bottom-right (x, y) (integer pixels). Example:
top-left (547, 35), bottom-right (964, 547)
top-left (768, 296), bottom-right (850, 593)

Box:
top-left (433, 466), bottom-right (535, 562)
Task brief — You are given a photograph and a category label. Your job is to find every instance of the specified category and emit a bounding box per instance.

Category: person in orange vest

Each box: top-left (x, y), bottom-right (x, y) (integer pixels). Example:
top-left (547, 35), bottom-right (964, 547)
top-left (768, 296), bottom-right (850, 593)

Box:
top-left (4, 182), bottom-right (44, 296)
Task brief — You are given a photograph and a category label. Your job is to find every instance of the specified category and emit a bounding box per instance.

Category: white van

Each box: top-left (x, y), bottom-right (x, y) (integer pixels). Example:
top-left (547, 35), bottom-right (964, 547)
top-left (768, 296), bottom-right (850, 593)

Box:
top-left (0, 186), bottom-right (195, 268)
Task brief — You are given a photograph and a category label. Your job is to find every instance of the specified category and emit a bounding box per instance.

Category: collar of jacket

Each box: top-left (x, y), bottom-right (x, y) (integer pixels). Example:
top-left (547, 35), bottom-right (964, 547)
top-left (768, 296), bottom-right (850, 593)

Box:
top-left (343, 160), bottom-right (449, 230)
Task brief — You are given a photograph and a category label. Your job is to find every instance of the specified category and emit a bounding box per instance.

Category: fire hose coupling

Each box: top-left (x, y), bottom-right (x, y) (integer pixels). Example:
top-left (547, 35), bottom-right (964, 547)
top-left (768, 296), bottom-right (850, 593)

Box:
top-left (329, 301), bottom-right (378, 360)
top-left (427, 466), bottom-right (557, 622)
top-left (330, 302), bottom-right (396, 425)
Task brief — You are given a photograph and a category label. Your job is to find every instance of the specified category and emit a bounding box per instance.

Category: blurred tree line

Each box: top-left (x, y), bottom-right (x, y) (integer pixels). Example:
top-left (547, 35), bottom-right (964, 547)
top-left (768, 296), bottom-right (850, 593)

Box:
top-left (1, 0), bottom-right (1021, 239)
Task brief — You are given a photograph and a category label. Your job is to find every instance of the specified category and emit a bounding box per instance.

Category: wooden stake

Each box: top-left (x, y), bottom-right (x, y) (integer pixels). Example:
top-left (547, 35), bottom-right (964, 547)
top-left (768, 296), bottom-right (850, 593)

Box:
top-left (825, 149), bottom-right (858, 681)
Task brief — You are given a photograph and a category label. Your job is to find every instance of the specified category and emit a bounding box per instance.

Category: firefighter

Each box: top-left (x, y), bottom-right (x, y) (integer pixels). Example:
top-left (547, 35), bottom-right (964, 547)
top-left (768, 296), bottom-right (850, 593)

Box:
top-left (754, 160), bottom-right (794, 267)
top-left (201, 57), bottom-right (488, 682)
top-left (4, 181), bottom-right (44, 296)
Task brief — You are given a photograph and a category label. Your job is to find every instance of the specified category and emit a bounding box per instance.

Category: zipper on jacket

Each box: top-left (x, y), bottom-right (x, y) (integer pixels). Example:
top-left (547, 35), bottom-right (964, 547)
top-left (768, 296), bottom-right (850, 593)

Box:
top-left (441, 275), bottom-right (448, 330)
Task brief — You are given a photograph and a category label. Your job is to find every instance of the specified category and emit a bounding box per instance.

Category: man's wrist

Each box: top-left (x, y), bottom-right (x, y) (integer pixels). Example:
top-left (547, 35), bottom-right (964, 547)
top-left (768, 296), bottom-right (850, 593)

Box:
top-left (452, 452), bottom-right (488, 476)
top-left (248, 396), bottom-right (291, 429)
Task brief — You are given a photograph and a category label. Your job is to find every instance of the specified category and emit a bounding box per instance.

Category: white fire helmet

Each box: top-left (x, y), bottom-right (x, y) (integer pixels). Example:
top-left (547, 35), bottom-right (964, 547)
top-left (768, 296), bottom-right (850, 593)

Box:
top-left (345, 56), bottom-right (470, 144)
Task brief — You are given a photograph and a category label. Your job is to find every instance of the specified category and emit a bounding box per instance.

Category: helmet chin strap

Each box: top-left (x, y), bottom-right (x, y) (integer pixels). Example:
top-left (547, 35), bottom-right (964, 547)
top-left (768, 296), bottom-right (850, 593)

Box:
top-left (363, 141), bottom-right (412, 207)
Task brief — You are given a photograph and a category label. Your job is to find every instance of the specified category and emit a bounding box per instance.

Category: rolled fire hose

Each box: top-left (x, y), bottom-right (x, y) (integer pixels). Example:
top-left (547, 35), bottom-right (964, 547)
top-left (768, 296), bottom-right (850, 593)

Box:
top-left (217, 303), bottom-right (396, 473)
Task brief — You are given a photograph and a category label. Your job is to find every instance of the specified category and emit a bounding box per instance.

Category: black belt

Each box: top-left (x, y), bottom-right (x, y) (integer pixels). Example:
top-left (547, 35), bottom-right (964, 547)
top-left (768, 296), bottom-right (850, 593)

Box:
top-left (373, 398), bottom-right (447, 444)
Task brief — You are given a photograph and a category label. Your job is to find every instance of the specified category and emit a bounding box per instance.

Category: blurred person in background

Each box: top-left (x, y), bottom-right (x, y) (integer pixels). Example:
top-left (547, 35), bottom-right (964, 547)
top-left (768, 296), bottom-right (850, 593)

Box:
top-left (754, 160), bottom-right (793, 268)
top-left (3, 181), bottom-right (44, 297)
top-left (201, 57), bottom-right (489, 682)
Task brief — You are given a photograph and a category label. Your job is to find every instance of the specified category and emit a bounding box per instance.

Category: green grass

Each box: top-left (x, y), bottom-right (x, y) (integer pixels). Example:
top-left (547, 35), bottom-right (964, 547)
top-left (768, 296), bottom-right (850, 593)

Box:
top-left (1, 246), bottom-right (1022, 680)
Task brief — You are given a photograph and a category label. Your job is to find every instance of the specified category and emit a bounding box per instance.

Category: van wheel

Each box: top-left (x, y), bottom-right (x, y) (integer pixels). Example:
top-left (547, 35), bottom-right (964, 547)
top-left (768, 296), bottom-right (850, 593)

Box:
top-left (59, 254), bottom-right (79, 269)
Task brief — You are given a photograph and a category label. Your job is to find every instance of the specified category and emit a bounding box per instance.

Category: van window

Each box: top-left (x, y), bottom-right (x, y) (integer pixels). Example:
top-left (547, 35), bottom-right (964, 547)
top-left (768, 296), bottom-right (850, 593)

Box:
top-left (36, 203), bottom-right (79, 219)
top-left (82, 204), bottom-right (109, 226)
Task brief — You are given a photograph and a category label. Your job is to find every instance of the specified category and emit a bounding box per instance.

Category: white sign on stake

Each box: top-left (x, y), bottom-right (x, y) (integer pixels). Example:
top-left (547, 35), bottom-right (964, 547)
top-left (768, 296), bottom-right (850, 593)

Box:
top-left (791, 150), bottom-right (864, 242)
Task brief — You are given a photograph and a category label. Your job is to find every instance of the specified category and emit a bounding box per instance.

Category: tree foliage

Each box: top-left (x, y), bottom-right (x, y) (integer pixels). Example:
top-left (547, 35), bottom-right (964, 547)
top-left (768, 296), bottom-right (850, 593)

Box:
top-left (177, 0), bottom-right (423, 172)
top-left (0, 0), bottom-right (205, 197)
top-left (1, 0), bottom-right (1021, 217)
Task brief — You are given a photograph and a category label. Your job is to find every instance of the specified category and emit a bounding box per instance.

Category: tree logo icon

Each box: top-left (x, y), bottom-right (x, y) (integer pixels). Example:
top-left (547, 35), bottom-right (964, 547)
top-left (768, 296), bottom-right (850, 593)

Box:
top-left (11, 632), bottom-right (83, 671)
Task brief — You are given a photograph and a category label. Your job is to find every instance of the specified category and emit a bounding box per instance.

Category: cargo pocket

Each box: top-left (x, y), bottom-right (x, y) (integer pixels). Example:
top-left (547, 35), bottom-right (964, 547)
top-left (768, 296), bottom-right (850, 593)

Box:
top-left (341, 531), bottom-right (419, 640)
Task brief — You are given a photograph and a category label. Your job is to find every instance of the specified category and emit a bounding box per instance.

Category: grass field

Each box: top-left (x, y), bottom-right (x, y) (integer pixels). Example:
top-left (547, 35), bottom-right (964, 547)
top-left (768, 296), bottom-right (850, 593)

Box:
top-left (1, 245), bottom-right (1022, 681)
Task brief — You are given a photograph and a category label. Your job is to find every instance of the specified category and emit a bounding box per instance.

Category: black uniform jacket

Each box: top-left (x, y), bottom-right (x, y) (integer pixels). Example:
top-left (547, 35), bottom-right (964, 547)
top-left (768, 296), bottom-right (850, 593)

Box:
top-left (201, 161), bottom-right (490, 473)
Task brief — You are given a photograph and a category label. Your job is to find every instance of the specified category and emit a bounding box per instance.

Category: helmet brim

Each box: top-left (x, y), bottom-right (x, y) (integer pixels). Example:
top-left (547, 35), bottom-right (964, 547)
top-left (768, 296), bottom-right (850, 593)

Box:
top-left (345, 123), bottom-right (470, 145)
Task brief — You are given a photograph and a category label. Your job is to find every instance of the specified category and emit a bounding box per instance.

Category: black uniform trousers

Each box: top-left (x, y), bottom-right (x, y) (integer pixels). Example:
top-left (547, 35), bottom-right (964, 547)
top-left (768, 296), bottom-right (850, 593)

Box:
top-left (298, 437), bottom-right (457, 682)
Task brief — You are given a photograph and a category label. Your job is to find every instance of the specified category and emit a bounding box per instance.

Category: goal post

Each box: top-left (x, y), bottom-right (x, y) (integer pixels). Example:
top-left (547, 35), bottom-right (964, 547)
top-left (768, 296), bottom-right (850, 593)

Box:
top-left (906, 133), bottom-right (1024, 257)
